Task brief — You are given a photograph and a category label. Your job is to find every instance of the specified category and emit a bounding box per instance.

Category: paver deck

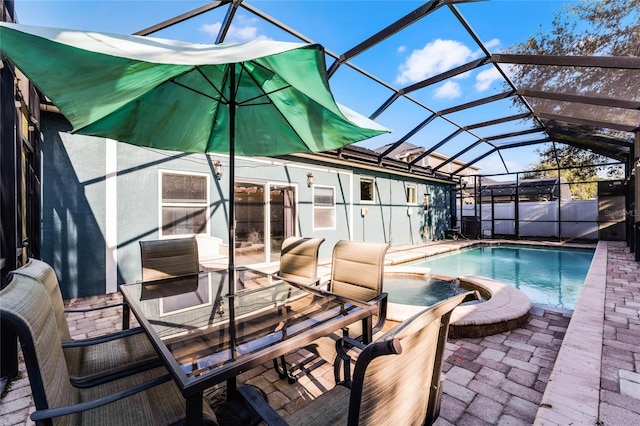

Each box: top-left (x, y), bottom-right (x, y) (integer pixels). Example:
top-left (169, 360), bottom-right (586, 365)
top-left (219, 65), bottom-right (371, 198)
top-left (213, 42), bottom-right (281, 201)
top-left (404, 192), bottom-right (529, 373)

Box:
top-left (1, 240), bottom-right (638, 425)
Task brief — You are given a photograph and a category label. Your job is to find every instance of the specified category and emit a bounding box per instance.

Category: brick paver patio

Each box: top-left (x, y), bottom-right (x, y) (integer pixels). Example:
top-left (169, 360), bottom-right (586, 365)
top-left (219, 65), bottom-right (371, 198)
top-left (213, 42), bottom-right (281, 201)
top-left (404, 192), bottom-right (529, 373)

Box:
top-left (599, 242), bottom-right (640, 425)
top-left (1, 240), bottom-right (639, 425)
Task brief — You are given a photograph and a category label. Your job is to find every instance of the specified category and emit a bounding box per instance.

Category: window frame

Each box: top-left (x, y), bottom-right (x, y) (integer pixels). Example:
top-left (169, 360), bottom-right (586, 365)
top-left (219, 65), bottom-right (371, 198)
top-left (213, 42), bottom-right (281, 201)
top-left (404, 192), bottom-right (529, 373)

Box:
top-left (312, 184), bottom-right (336, 231)
top-left (158, 169), bottom-right (210, 238)
top-left (359, 176), bottom-right (375, 203)
top-left (406, 183), bottom-right (418, 205)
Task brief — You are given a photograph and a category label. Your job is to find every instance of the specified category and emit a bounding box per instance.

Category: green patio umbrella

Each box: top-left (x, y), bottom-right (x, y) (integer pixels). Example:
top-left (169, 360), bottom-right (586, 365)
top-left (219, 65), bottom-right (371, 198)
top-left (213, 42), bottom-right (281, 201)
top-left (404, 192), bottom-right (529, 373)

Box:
top-left (0, 22), bottom-right (388, 295)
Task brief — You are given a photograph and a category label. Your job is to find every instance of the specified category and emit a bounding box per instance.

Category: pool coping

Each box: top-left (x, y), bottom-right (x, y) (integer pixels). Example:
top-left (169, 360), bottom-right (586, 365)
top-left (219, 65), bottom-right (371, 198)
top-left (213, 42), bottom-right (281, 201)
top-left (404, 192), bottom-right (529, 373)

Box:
top-left (533, 240), bottom-right (607, 425)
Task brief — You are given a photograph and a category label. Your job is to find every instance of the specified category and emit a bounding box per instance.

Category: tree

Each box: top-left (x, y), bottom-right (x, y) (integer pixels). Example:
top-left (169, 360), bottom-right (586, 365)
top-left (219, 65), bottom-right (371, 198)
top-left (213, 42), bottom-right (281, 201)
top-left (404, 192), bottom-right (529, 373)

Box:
top-left (510, 0), bottom-right (639, 93)
top-left (525, 144), bottom-right (623, 178)
top-left (523, 144), bottom-right (623, 199)
top-left (509, 0), bottom-right (638, 193)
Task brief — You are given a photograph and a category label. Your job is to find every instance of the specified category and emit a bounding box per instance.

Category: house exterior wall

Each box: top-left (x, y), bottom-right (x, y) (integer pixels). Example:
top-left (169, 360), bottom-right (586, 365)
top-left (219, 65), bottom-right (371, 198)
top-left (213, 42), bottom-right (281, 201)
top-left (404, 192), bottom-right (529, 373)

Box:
top-left (41, 113), bottom-right (108, 298)
top-left (40, 114), bottom-right (454, 298)
top-left (348, 170), bottom-right (452, 245)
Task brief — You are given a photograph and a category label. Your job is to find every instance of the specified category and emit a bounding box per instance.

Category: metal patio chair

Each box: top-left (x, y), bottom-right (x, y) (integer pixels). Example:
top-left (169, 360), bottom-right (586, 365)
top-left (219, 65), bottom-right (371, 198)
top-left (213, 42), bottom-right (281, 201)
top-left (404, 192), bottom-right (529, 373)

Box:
top-left (0, 272), bottom-right (218, 426)
top-left (9, 258), bottom-right (160, 388)
top-left (278, 240), bottom-right (390, 382)
top-left (238, 291), bottom-right (479, 425)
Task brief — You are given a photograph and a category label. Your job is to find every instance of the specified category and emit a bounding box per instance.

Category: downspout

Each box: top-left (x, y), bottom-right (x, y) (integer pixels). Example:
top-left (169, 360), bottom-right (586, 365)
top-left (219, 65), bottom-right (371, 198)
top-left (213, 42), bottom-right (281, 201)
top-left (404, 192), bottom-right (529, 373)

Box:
top-left (635, 132), bottom-right (640, 260)
top-left (557, 169), bottom-right (562, 242)
top-left (388, 174), bottom-right (392, 245)
top-left (515, 173), bottom-right (519, 239)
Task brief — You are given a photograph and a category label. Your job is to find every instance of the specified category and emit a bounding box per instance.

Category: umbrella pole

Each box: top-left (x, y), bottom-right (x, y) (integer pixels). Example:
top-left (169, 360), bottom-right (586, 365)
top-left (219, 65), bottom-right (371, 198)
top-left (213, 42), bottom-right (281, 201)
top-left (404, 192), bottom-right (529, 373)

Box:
top-left (228, 63), bottom-right (236, 297)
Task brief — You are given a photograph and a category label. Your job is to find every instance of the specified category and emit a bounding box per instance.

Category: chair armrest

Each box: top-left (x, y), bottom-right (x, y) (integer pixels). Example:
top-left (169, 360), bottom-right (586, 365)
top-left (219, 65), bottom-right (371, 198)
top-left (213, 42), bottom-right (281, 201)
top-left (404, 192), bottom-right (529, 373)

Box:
top-left (70, 357), bottom-right (164, 388)
top-left (334, 336), bottom-right (365, 384)
top-left (237, 385), bottom-right (289, 426)
top-left (369, 292), bottom-right (388, 335)
top-left (60, 326), bottom-right (146, 347)
top-left (30, 374), bottom-right (172, 422)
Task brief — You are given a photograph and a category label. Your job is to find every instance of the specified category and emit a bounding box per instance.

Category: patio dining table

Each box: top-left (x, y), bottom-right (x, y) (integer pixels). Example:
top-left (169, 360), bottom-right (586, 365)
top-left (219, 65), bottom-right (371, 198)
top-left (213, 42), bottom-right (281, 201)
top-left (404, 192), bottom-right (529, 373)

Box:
top-left (120, 268), bottom-right (378, 425)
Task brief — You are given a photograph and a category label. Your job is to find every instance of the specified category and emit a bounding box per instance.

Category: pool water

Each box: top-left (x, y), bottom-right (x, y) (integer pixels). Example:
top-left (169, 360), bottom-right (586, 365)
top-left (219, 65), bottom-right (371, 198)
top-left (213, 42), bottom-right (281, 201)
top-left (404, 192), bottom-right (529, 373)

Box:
top-left (401, 245), bottom-right (594, 310)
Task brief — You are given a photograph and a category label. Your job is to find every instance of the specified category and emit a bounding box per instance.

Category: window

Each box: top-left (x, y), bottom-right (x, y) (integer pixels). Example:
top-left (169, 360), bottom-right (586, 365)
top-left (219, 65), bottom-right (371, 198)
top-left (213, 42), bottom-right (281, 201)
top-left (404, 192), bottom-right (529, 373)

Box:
top-left (406, 183), bottom-right (417, 204)
top-left (160, 171), bottom-right (209, 236)
top-left (360, 177), bottom-right (375, 203)
top-left (313, 186), bottom-right (336, 229)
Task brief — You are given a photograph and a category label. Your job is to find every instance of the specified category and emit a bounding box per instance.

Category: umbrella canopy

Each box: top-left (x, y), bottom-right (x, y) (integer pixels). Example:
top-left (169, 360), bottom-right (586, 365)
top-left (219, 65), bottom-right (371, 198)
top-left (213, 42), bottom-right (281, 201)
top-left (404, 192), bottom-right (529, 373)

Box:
top-left (0, 22), bottom-right (388, 295)
top-left (0, 22), bottom-right (387, 154)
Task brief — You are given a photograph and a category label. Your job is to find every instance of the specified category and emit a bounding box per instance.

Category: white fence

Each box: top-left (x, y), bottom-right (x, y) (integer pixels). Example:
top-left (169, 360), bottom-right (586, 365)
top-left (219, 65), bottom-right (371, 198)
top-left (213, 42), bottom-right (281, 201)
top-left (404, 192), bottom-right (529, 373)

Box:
top-left (459, 200), bottom-right (599, 240)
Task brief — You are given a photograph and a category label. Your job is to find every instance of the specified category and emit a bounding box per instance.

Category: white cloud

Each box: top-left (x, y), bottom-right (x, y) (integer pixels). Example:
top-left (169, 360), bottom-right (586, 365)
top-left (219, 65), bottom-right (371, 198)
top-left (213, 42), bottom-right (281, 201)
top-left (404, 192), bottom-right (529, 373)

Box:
top-left (434, 80), bottom-right (461, 99)
top-left (475, 67), bottom-right (502, 91)
top-left (396, 39), bottom-right (473, 85)
top-left (475, 155), bottom-right (527, 177)
top-left (474, 155), bottom-right (505, 175)
top-left (201, 22), bottom-right (222, 38)
top-left (484, 38), bottom-right (502, 52)
top-left (200, 15), bottom-right (269, 42)
top-left (397, 45), bottom-right (407, 53)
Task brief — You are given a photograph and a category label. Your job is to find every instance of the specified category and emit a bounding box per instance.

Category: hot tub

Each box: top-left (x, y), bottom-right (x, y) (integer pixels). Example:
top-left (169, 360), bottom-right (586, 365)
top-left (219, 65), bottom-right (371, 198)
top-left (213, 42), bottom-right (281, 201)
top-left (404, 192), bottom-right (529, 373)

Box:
top-left (384, 266), bottom-right (530, 338)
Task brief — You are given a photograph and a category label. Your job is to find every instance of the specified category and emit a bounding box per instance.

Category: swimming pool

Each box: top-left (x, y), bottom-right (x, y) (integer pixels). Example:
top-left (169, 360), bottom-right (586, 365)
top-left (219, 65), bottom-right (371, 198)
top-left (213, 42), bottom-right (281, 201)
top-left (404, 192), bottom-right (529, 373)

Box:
top-left (392, 244), bottom-right (594, 310)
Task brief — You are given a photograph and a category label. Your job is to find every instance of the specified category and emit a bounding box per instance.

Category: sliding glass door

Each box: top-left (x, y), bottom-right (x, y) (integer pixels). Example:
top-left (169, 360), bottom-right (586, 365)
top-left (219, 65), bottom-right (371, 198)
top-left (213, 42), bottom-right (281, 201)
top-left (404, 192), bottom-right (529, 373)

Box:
top-left (234, 182), bottom-right (296, 265)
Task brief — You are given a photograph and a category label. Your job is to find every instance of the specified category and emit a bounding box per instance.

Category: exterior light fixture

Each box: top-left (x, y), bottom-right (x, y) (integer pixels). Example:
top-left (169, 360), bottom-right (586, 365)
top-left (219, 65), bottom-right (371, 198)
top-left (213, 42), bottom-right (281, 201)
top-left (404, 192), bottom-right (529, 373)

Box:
top-left (306, 172), bottom-right (314, 188)
top-left (27, 116), bottom-right (37, 132)
top-left (213, 160), bottom-right (223, 180)
top-left (423, 193), bottom-right (430, 209)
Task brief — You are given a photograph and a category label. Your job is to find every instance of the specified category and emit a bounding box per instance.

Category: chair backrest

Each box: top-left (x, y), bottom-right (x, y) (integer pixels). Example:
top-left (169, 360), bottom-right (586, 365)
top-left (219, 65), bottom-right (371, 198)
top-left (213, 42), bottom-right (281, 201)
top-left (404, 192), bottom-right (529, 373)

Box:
top-left (9, 258), bottom-right (73, 341)
top-left (279, 236), bottom-right (325, 285)
top-left (0, 274), bottom-right (79, 424)
top-left (330, 240), bottom-right (390, 301)
top-left (140, 237), bottom-right (199, 281)
top-left (347, 291), bottom-right (478, 425)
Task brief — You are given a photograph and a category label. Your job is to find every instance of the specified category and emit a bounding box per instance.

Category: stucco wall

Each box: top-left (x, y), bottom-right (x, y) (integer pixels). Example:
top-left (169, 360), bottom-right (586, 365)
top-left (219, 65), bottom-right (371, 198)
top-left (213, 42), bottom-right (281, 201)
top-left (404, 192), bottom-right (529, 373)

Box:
top-left (41, 113), bottom-right (107, 298)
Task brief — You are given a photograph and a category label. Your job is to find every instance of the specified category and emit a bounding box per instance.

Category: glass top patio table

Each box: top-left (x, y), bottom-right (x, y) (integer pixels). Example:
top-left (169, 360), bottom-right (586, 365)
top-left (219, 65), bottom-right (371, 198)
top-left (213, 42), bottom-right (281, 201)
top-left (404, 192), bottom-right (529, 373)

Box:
top-left (120, 268), bottom-right (377, 425)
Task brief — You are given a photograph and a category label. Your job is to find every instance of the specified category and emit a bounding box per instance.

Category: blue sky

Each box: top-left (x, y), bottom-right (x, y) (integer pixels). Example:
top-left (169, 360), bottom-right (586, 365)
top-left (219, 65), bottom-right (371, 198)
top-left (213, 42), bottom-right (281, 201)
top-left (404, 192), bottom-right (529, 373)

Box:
top-left (12, 0), bottom-right (572, 177)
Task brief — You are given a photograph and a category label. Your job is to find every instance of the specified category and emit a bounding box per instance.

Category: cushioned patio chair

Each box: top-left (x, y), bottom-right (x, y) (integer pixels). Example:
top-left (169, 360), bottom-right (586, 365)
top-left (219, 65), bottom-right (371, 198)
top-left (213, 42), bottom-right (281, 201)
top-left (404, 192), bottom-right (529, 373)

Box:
top-left (277, 240), bottom-right (390, 382)
top-left (0, 273), bottom-right (218, 426)
top-left (277, 236), bottom-right (325, 286)
top-left (139, 236), bottom-right (200, 282)
top-left (9, 258), bottom-right (160, 388)
top-left (238, 291), bottom-right (479, 426)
